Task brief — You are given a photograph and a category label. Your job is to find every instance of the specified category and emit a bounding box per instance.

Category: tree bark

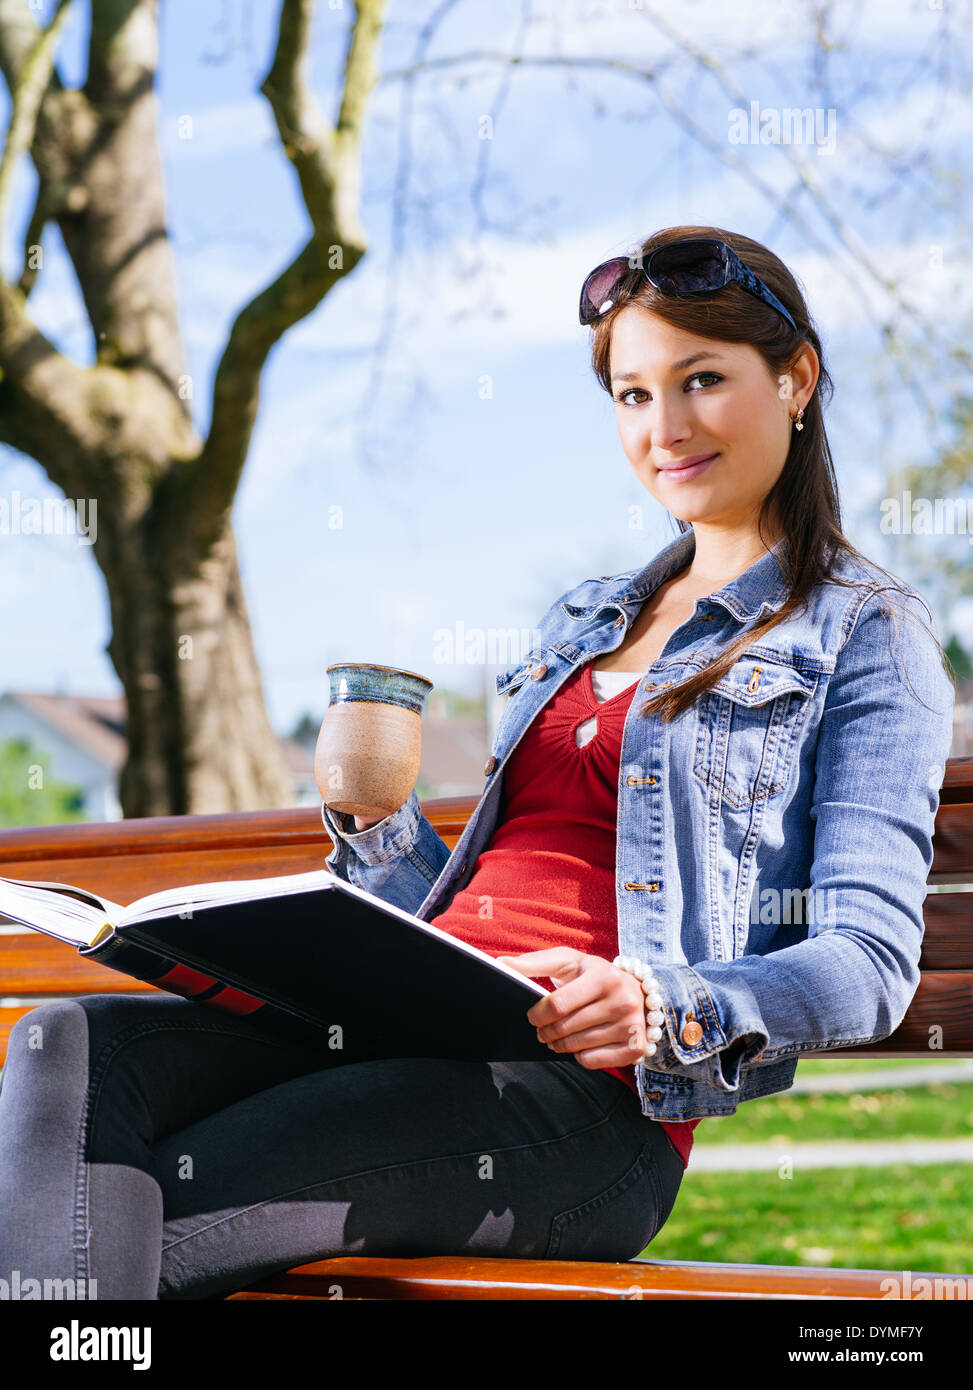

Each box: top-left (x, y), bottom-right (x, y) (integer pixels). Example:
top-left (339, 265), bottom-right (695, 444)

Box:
top-left (105, 507), bottom-right (292, 816)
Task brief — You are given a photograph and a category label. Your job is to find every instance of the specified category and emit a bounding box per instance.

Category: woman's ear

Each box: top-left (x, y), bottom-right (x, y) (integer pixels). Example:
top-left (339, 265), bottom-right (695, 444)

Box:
top-left (792, 342), bottom-right (820, 406)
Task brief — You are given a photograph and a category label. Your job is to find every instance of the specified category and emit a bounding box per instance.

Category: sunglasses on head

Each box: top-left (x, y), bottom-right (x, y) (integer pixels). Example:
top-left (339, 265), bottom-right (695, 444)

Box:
top-left (579, 237), bottom-right (798, 333)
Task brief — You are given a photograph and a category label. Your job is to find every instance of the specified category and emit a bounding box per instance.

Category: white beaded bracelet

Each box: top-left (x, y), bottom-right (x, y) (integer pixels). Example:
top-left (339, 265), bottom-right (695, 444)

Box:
top-left (613, 955), bottom-right (666, 1062)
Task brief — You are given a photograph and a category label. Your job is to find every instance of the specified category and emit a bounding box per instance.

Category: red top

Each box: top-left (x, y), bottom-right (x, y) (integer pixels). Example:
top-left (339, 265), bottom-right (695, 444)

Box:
top-left (427, 661), bottom-right (699, 1169)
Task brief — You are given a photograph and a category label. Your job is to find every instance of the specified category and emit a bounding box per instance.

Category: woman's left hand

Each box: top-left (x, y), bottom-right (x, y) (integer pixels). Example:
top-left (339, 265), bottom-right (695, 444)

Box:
top-left (496, 948), bottom-right (648, 1070)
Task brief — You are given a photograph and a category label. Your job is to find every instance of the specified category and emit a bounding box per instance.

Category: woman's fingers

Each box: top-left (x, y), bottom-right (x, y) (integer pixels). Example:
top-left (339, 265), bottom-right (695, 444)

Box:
top-left (506, 954), bottom-right (647, 1065)
top-left (573, 1045), bottom-right (643, 1070)
top-left (531, 960), bottom-right (644, 1031)
top-left (498, 948), bottom-right (588, 987)
top-left (525, 956), bottom-right (627, 1026)
top-left (535, 996), bottom-right (631, 1043)
top-left (543, 1021), bottom-right (646, 1068)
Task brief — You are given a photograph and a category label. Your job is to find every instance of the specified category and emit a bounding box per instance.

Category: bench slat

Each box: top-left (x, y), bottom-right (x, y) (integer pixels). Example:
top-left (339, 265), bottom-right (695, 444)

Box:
top-left (0, 934), bottom-right (159, 993)
top-left (228, 1253), bottom-right (967, 1300)
top-left (921, 893), bottom-right (973, 969)
top-left (0, 791), bottom-right (971, 890)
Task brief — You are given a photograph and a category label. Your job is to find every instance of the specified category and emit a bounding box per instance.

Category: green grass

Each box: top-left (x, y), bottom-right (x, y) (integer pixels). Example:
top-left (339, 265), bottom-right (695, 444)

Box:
top-left (693, 1079), bottom-right (973, 1145)
top-left (795, 1056), bottom-right (971, 1075)
top-left (639, 1163), bottom-right (973, 1273)
top-left (639, 1061), bottom-right (973, 1272)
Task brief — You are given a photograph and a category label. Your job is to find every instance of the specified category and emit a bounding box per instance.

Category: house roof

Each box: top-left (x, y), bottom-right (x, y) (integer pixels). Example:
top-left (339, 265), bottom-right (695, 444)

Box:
top-left (2, 691), bottom-right (128, 771)
top-left (419, 716), bottom-right (489, 786)
top-left (1, 691), bottom-right (314, 774)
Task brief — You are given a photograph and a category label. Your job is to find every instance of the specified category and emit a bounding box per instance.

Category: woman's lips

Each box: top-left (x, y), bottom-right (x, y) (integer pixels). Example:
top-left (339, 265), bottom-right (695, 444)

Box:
top-left (657, 452), bottom-right (719, 482)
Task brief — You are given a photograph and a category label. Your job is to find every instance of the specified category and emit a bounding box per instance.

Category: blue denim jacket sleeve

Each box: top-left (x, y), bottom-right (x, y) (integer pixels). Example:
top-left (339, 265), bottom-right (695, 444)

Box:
top-left (645, 588), bottom-right (955, 1093)
top-left (322, 788), bottom-right (453, 916)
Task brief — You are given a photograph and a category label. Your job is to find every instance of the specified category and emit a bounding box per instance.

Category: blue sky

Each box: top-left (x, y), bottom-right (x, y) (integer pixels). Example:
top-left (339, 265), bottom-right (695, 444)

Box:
top-left (1, 0), bottom-right (970, 736)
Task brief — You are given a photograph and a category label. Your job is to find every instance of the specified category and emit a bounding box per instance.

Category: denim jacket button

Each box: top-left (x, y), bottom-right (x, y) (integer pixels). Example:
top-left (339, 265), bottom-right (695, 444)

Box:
top-left (484, 756), bottom-right (497, 775)
top-left (681, 1021), bottom-right (704, 1046)
top-left (530, 663), bottom-right (548, 680)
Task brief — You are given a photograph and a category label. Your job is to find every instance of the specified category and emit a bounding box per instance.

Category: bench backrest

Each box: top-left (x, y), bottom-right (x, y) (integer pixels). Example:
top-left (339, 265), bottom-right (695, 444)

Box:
top-left (2, 761), bottom-right (973, 1064)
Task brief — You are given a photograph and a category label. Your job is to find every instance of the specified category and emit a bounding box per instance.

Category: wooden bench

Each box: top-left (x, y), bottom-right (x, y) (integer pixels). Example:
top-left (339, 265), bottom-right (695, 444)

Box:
top-left (2, 760), bottom-right (972, 1300)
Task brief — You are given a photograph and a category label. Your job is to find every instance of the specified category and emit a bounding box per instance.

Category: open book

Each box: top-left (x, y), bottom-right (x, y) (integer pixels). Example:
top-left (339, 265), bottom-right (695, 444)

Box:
top-left (0, 870), bottom-right (552, 1064)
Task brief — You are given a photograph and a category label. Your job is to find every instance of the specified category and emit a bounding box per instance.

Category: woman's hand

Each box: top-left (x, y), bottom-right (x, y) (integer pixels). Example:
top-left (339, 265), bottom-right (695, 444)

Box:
top-left (496, 948), bottom-right (648, 1070)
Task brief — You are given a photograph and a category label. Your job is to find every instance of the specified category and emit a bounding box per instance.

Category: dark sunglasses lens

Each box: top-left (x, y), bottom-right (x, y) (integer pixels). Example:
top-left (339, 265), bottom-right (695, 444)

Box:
top-left (649, 240), bottom-right (726, 294)
top-left (581, 258), bottom-right (633, 320)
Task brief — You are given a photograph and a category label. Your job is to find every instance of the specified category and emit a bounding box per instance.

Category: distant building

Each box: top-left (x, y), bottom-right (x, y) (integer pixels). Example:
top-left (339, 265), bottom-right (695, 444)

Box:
top-left (0, 691), bottom-right (318, 821)
top-left (418, 687), bottom-right (493, 797)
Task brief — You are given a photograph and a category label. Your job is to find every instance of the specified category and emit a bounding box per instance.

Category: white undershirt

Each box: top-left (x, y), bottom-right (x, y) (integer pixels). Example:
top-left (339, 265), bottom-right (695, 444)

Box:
top-left (575, 670), bottom-right (642, 748)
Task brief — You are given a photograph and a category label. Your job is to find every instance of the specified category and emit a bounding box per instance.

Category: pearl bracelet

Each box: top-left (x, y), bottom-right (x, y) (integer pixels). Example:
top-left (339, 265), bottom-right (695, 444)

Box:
top-left (612, 955), bottom-right (666, 1063)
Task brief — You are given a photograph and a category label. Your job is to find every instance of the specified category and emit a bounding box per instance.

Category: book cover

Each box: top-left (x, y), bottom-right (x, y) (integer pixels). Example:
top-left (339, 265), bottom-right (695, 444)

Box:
top-left (0, 870), bottom-right (553, 1065)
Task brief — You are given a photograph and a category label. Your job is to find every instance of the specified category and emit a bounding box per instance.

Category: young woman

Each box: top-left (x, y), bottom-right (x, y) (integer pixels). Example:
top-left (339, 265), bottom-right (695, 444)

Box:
top-left (0, 226), bottom-right (954, 1300)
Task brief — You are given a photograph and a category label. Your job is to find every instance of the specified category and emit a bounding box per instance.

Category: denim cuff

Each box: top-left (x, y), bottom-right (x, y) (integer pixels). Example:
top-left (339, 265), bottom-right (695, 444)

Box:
top-left (320, 788), bottom-right (422, 866)
top-left (644, 961), bottom-right (770, 1093)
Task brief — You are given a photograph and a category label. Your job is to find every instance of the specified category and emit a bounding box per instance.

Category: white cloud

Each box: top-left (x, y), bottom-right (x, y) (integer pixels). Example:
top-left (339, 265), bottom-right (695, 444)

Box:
top-left (161, 100), bottom-right (278, 161)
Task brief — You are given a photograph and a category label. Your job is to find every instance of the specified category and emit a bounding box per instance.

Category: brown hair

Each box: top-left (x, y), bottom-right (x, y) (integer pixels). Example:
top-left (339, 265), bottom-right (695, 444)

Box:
top-left (586, 224), bottom-right (956, 721)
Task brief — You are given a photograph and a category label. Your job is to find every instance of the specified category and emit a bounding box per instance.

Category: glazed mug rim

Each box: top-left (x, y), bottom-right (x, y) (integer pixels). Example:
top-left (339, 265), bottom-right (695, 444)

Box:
top-left (325, 661), bottom-right (433, 688)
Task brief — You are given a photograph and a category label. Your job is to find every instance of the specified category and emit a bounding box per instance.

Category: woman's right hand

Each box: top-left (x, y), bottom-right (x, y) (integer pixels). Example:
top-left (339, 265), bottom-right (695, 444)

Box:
top-left (352, 814), bottom-right (386, 831)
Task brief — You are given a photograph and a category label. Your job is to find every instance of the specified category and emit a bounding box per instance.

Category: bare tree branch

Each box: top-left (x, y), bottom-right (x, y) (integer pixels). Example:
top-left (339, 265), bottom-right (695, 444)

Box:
top-left (375, 31), bottom-right (970, 443)
top-left (0, 0), bottom-right (73, 268)
top-left (0, 0), bottom-right (195, 515)
top-left (346, 0), bottom-right (462, 468)
top-left (469, 0), bottom-right (532, 237)
top-left (0, 0), bottom-right (95, 302)
top-left (0, 0), bottom-right (105, 496)
top-left (189, 0), bottom-right (384, 541)
top-left (632, 4), bottom-right (973, 382)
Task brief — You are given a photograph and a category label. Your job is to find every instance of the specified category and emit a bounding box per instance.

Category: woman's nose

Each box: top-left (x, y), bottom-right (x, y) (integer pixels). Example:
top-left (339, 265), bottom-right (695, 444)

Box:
top-left (645, 396), bottom-right (692, 452)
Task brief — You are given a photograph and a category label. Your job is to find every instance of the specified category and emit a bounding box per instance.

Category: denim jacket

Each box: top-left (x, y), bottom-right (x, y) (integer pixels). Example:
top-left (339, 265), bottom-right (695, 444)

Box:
top-left (322, 528), bottom-right (955, 1121)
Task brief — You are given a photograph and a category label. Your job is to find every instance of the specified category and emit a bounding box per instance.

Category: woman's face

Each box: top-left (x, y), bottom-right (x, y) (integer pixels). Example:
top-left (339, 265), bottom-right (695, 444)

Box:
top-left (609, 306), bottom-right (814, 536)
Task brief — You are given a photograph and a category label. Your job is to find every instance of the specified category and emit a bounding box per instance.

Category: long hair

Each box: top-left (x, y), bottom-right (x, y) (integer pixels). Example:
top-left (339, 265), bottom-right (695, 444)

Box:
top-left (586, 224), bottom-right (955, 721)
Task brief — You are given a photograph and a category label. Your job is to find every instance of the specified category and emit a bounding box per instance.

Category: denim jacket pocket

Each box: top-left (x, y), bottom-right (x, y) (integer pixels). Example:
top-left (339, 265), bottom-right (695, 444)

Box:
top-left (693, 656), bottom-right (819, 810)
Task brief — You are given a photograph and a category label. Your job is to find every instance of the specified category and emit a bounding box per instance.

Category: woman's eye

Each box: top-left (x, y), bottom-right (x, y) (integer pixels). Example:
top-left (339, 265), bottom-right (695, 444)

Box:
top-left (686, 372), bottom-right (728, 389)
top-left (616, 373), bottom-right (722, 406)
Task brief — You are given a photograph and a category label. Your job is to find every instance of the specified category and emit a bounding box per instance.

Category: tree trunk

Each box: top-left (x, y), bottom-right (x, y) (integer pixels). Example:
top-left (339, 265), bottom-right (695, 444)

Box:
top-left (103, 502), bottom-right (293, 818)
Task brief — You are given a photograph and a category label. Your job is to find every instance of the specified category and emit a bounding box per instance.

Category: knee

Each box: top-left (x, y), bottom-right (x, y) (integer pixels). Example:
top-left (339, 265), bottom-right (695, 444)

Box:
top-left (6, 999), bottom-right (91, 1066)
top-left (17, 994), bottom-right (175, 1059)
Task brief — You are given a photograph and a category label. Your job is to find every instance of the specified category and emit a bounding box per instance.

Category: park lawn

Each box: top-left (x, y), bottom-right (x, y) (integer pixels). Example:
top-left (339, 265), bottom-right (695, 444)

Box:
top-left (692, 1079), bottom-right (973, 1145)
top-left (794, 1057), bottom-right (970, 1075)
top-left (640, 1163), bottom-right (972, 1274)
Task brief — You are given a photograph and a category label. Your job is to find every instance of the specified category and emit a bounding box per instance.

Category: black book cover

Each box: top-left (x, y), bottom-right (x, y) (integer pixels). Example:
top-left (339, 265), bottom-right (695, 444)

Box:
top-left (75, 879), bottom-right (554, 1064)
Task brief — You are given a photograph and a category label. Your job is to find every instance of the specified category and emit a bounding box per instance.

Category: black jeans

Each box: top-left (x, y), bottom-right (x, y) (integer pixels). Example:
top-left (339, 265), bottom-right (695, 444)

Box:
top-left (0, 994), bottom-right (685, 1299)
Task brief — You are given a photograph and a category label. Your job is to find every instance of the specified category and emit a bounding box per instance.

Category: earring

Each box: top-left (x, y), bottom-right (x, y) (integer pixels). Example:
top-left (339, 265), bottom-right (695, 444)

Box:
top-left (791, 407), bottom-right (804, 431)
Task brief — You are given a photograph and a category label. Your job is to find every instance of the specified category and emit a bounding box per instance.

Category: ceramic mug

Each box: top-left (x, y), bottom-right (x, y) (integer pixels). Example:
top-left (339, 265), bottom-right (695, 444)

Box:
top-left (314, 663), bottom-right (434, 818)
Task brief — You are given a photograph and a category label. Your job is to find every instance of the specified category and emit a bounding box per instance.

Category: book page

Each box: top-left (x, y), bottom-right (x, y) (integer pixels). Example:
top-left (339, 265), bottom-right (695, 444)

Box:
top-left (0, 876), bottom-right (119, 946)
top-left (119, 868), bottom-right (336, 925)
